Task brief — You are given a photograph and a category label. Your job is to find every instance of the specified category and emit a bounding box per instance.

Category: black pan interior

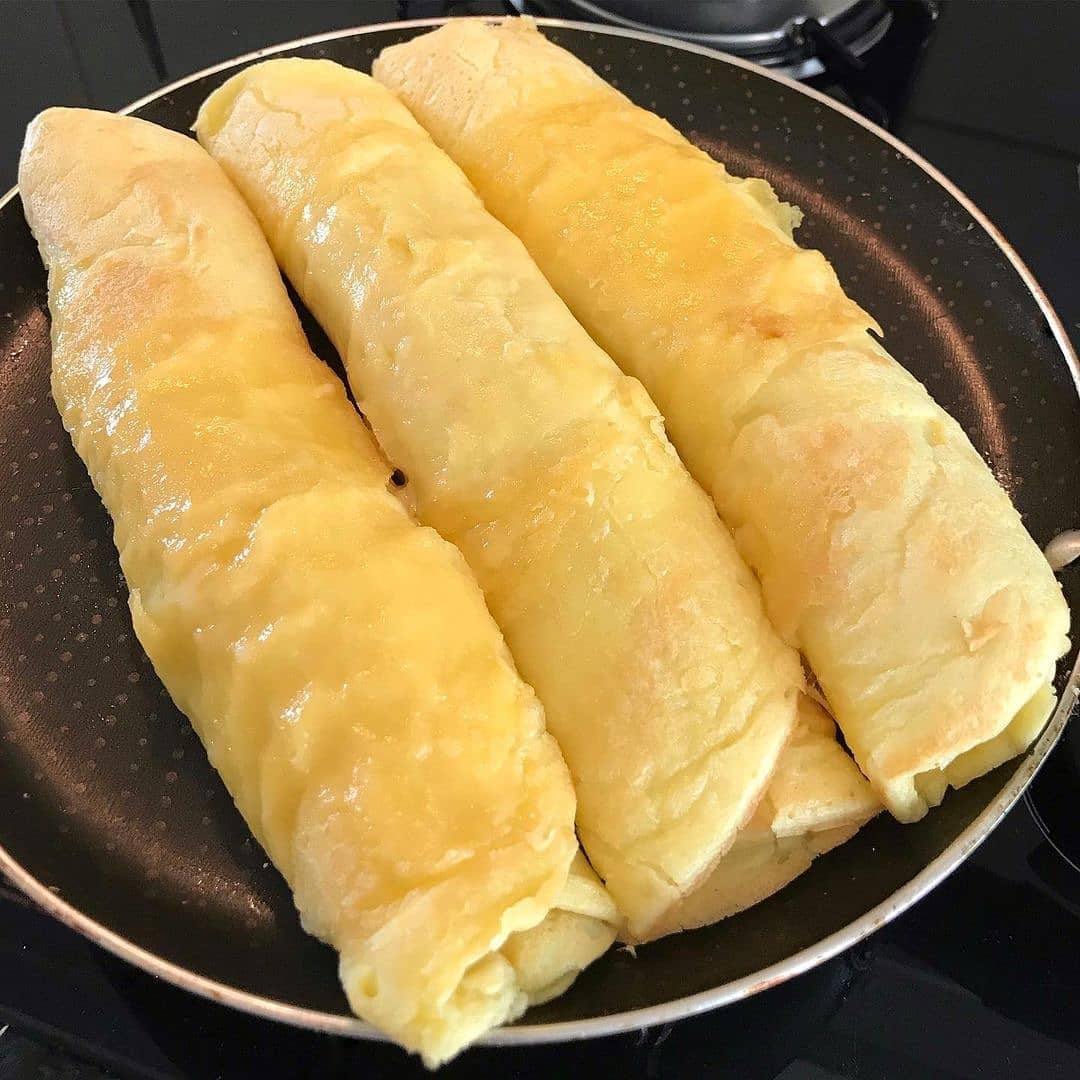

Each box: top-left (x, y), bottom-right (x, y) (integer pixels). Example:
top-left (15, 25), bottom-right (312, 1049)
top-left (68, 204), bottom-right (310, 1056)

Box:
top-left (0, 23), bottom-right (1077, 1025)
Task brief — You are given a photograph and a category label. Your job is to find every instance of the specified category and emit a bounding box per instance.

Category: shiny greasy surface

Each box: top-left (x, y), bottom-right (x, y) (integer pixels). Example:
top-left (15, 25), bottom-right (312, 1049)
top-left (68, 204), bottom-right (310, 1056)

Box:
top-left (197, 58), bottom-right (803, 942)
top-left (17, 107), bottom-right (593, 1066)
top-left (375, 19), bottom-right (1072, 823)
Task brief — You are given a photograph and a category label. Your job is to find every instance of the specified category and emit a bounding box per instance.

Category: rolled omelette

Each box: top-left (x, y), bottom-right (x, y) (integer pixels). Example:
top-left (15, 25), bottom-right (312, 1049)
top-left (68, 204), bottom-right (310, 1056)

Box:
top-left (375, 19), bottom-right (1072, 823)
top-left (196, 59), bottom-right (804, 943)
top-left (19, 106), bottom-right (618, 1067)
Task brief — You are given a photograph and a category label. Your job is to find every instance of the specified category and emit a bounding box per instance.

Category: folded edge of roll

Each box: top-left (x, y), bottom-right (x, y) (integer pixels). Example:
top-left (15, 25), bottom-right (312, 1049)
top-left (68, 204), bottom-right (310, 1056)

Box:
top-left (643, 697), bottom-right (880, 941)
top-left (504, 852), bottom-right (621, 1003)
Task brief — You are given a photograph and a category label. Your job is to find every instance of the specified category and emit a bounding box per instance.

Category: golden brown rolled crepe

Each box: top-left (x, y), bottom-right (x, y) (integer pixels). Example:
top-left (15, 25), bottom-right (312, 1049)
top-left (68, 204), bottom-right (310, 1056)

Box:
top-left (20, 106), bottom-right (617, 1066)
top-left (375, 19), bottom-right (1071, 823)
top-left (196, 59), bottom-right (803, 942)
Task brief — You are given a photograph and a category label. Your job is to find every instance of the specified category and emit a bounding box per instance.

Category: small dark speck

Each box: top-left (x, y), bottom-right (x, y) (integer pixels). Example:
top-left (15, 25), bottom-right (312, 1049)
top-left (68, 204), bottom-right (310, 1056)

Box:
top-left (390, 469), bottom-right (407, 488)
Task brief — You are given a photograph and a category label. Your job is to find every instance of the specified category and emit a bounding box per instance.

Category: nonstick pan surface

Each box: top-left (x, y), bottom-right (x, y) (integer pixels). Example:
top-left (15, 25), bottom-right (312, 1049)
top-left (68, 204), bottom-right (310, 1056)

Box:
top-left (0, 17), bottom-right (1077, 1045)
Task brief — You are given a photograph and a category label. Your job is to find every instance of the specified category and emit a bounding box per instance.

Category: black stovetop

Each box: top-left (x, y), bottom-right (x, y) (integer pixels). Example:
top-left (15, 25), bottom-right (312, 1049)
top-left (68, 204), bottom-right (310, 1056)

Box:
top-left (2, 3), bottom-right (1079, 1078)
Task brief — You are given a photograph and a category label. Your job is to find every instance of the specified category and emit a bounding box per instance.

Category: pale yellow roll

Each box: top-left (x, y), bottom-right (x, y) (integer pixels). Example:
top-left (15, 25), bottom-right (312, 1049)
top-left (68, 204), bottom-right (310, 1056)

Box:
top-left (19, 106), bottom-right (616, 1067)
top-left (196, 59), bottom-right (803, 942)
top-left (375, 19), bottom-right (1071, 822)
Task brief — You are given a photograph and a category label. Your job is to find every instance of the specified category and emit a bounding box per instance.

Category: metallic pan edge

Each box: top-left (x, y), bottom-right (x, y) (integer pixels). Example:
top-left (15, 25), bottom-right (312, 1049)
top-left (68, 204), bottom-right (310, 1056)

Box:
top-left (0, 15), bottom-right (1076, 1048)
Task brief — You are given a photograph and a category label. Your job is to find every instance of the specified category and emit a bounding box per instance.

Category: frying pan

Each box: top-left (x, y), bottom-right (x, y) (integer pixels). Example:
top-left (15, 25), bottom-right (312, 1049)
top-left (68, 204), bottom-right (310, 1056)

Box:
top-left (0, 16), bottom-right (1077, 1047)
